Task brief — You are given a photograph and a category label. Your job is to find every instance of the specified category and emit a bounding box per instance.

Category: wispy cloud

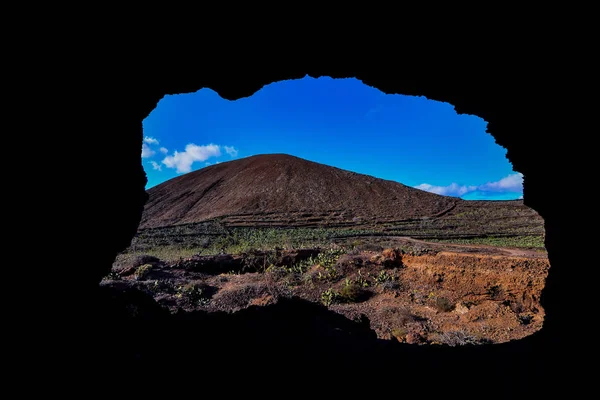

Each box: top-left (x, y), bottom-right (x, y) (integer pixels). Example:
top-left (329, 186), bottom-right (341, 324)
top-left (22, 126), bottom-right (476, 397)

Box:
top-left (141, 136), bottom-right (162, 158)
top-left (415, 173), bottom-right (523, 199)
top-left (224, 146), bottom-right (239, 157)
top-left (478, 173), bottom-right (523, 193)
top-left (162, 143), bottom-right (222, 173)
top-left (150, 161), bottom-right (162, 171)
top-left (415, 182), bottom-right (477, 197)
top-left (141, 143), bottom-right (156, 158)
top-left (159, 147), bottom-right (168, 154)
top-left (143, 136), bottom-right (159, 145)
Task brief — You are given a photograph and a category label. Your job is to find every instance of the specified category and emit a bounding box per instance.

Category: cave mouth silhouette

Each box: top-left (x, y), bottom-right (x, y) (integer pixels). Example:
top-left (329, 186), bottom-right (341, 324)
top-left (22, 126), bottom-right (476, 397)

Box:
top-left (72, 59), bottom-right (571, 394)
top-left (104, 77), bottom-right (552, 346)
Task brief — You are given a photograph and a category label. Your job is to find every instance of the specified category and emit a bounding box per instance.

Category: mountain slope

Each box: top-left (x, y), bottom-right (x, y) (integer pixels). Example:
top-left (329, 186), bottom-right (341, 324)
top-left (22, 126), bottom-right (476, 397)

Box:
top-left (139, 154), bottom-right (459, 229)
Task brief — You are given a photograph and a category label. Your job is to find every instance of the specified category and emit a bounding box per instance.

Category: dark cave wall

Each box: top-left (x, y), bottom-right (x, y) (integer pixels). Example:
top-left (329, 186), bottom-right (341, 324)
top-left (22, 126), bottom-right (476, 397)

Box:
top-left (56, 45), bottom-right (581, 393)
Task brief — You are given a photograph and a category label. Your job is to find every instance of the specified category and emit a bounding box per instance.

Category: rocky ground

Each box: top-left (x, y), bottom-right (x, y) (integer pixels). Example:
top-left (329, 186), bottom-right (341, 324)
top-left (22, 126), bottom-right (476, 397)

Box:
top-left (103, 237), bottom-right (549, 346)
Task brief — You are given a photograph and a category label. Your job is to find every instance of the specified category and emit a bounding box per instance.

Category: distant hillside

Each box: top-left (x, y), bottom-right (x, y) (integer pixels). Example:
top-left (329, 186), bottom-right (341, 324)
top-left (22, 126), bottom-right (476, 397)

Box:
top-left (139, 154), bottom-right (459, 229)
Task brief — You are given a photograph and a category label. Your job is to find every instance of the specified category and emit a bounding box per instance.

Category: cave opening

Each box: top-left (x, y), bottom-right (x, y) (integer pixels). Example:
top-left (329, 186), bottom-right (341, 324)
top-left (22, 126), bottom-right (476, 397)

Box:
top-left (103, 76), bottom-right (549, 347)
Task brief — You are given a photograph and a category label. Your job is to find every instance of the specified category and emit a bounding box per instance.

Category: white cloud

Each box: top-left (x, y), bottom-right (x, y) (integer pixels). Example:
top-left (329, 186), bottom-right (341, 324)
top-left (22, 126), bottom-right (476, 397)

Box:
top-left (143, 136), bottom-right (159, 145)
top-left (478, 173), bottom-right (523, 193)
top-left (150, 161), bottom-right (162, 171)
top-left (159, 147), bottom-right (168, 154)
top-left (224, 146), bottom-right (239, 157)
top-left (415, 173), bottom-right (523, 198)
top-left (141, 143), bottom-right (156, 158)
top-left (142, 136), bottom-right (162, 158)
top-left (415, 183), bottom-right (477, 197)
top-left (162, 143), bottom-right (221, 173)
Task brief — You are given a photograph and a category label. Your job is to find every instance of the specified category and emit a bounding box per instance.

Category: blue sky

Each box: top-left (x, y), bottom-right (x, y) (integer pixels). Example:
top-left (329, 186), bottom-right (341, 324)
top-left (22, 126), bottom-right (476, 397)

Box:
top-left (141, 76), bottom-right (523, 200)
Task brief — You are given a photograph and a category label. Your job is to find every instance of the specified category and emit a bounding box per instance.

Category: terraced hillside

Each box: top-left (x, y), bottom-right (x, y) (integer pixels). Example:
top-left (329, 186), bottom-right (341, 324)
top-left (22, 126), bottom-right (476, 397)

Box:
top-left (139, 154), bottom-right (458, 229)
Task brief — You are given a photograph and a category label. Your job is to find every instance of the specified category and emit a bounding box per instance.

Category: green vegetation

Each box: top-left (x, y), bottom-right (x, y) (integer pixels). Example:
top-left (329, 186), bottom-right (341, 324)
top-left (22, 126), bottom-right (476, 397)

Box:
top-left (374, 270), bottom-right (396, 286)
top-left (391, 327), bottom-right (408, 341)
top-left (120, 225), bottom-right (379, 264)
top-left (320, 288), bottom-right (339, 306)
top-left (102, 200), bottom-right (548, 347)
top-left (427, 235), bottom-right (545, 249)
top-left (258, 248), bottom-right (346, 288)
top-left (134, 224), bottom-right (378, 252)
top-left (316, 267), bottom-right (338, 282)
top-left (175, 281), bottom-right (212, 306)
top-left (114, 213), bottom-right (545, 267)
top-left (102, 271), bottom-right (121, 281)
top-left (315, 248), bottom-right (345, 268)
top-left (102, 212), bottom-right (548, 346)
top-left (338, 279), bottom-right (368, 303)
top-left (354, 270), bottom-right (370, 288)
top-left (135, 264), bottom-right (153, 280)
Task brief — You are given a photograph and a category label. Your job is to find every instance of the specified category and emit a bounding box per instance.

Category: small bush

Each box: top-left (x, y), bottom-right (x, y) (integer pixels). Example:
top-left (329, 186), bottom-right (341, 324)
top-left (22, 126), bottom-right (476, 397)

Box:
top-left (374, 270), bottom-right (395, 286)
top-left (284, 259), bottom-right (313, 274)
top-left (321, 288), bottom-right (339, 306)
top-left (338, 281), bottom-right (369, 303)
top-left (316, 248), bottom-right (345, 269)
top-left (435, 297), bottom-right (454, 312)
top-left (354, 270), bottom-right (370, 288)
top-left (391, 328), bottom-right (408, 341)
top-left (176, 281), bottom-right (214, 306)
top-left (148, 279), bottom-right (176, 294)
top-left (316, 265), bottom-right (339, 282)
top-left (265, 264), bottom-right (287, 279)
top-left (102, 270), bottom-right (121, 281)
top-left (487, 284), bottom-right (503, 300)
top-left (301, 271), bottom-right (317, 287)
top-left (135, 264), bottom-right (153, 281)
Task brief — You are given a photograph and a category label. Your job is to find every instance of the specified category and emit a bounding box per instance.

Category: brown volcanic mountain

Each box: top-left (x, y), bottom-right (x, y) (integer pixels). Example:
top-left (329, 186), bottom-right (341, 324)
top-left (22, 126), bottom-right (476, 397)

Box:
top-left (139, 154), bottom-right (460, 229)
